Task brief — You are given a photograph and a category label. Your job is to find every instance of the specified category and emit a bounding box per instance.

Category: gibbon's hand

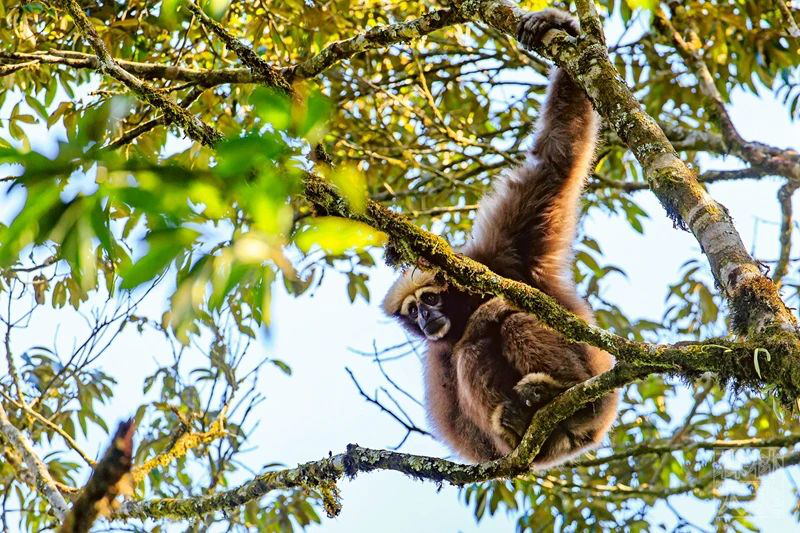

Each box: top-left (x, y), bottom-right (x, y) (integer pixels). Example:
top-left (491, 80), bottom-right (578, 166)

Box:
top-left (514, 374), bottom-right (565, 408)
top-left (516, 8), bottom-right (580, 51)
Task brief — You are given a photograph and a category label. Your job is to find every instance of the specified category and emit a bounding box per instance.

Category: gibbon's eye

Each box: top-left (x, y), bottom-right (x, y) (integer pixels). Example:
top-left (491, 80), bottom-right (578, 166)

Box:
top-left (421, 293), bottom-right (439, 306)
top-left (408, 303), bottom-right (418, 317)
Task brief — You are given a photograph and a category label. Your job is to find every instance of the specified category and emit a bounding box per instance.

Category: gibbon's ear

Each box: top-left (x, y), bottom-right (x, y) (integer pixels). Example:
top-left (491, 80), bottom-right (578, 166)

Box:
top-left (382, 269), bottom-right (437, 316)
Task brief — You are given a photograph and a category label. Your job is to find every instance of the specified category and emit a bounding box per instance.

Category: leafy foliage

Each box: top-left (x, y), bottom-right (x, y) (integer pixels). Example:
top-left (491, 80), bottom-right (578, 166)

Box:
top-left (0, 0), bottom-right (799, 531)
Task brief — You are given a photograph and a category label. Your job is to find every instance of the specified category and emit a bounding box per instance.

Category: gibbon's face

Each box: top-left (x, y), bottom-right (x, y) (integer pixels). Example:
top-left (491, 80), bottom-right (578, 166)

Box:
top-left (399, 286), bottom-right (451, 341)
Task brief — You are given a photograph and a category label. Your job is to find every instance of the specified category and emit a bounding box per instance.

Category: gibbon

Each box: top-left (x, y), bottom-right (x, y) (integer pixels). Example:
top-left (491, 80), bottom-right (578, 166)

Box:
top-left (381, 9), bottom-right (619, 466)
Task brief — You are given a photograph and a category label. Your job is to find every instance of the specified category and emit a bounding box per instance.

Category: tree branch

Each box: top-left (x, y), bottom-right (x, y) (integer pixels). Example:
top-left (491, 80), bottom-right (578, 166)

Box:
top-left (654, 6), bottom-right (800, 183)
top-left (573, 434), bottom-right (800, 468)
top-left (0, 50), bottom-right (256, 85)
top-left (55, 0), bottom-right (222, 146)
top-left (588, 167), bottom-right (773, 193)
top-left (130, 409), bottom-right (227, 484)
top-left (104, 87), bottom-right (205, 150)
top-left (774, 181), bottom-right (799, 286)
top-left (59, 420), bottom-right (135, 533)
top-left (0, 390), bottom-right (96, 468)
top-left (0, 402), bottom-right (69, 518)
top-left (777, 0), bottom-right (800, 38)
top-left (305, 173), bottom-right (800, 398)
top-left (116, 363), bottom-right (651, 521)
top-left (460, 0), bottom-right (796, 334)
top-left (288, 9), bottom-right (467, 81)
top-left (345, 367), bottom-right (432, 449)
top-left (184, 1), bottom-right (291, 92)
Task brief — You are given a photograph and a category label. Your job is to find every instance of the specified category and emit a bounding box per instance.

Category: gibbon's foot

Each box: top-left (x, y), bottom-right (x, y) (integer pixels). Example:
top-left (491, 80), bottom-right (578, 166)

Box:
top-left (514, 373), bottom-right (565, 407)
top-left (491, 400), bottom-right (533, 449)
top-left (516, 9), bottom-right (580, 50)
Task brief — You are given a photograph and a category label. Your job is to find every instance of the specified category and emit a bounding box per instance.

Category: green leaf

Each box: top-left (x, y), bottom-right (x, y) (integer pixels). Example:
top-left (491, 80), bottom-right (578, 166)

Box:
top-left (204, 0), bottom-right (230, 20)
top-left (159, 0), bottom-right (184, 29)
top-left (296, 91), bottom-right (331, 142)
top-left (294, 217), bottom-right (387, 255)
top-left (250, 87), bottom-right (292, 131)
top-left (327, 165), bottom-right (367, 214)
top-left (271, 359), bottom-right (292, 375)
top-left (120, 228), bottom-right (199, 289)
top-left (214, 134), bottom-right (286, 177)
top-left (624, 0), bottom-right (657, 12)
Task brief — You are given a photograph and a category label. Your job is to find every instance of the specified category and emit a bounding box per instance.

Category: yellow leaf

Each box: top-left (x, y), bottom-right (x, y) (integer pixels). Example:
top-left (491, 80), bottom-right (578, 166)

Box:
top-left (625, 0), bottom-right (657, 11)
top-left (294, 217), bottom-right (387, 255)
top-left (328, 165), bottom-right (367, 214)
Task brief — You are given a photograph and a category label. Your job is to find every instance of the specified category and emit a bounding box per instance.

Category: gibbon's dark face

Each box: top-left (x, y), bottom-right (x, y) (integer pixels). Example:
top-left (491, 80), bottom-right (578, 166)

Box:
top-left (398, 286), bottom-right (450, 340)
top-left (397, 286), bottom-right (478, 342)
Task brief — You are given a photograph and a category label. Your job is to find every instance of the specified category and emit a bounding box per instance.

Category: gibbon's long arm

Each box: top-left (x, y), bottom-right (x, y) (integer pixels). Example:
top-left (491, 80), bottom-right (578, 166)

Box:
top-left (462, 13), bottom-right (598, 292)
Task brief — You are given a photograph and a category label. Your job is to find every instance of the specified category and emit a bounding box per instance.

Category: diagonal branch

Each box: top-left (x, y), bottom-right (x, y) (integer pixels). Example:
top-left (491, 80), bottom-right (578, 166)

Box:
top-left (654, 6), bottom-right (800, 182)
top-left (185, 1), bottom-right (291, 92)
top-left (116, 363), bottom-right (652, 521)
top-left (0, 50), bottom-right (256, 85)
top-left (130, 409), bottom-right (227, 484)
top-left (573, 433), bottom-right (800, 468)
top-left (59, 420), bottom-right (135, 533)
top-left (465, 0), bottom-right (796, 334)
top-left (774, 181), bottom-right (799, 286)
top-left (0, 390), bottom-right (96, 467)
top-left (0, 402), bottom-right (69, 518)
top-left (104, 87), bottom-right (205, 150)
top-left (776, 0), bottom-right (800, 39)
top-left (55, 0), bottom-right (222, 146)
top-left (288, 9), bottom-right (467, 81)
top-left (305, 174), bottom-right (800, 398)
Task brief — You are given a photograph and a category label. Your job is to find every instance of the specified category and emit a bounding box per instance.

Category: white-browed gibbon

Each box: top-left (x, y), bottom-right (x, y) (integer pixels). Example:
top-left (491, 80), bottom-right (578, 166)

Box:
top-left (382, 9), bottom-right (619, 467)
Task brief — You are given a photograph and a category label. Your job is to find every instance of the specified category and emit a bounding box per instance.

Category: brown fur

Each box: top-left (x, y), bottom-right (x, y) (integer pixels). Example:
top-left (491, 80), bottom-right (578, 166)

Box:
top-left (382, 9), bottom-right (619, 466)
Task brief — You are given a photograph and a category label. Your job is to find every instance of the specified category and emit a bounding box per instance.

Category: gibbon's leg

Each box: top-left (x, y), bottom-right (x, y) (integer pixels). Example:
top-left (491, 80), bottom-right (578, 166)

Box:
top-left (492, 374), bottom-right (567, 449)
top-left (454, 338), bottom-right (519, 453)
top-left (453, 298), bottom-right (523, 454)
top-left (462, 8), bottom-right (599, 291)
top-left (423, 344), bottom-right (498, 462)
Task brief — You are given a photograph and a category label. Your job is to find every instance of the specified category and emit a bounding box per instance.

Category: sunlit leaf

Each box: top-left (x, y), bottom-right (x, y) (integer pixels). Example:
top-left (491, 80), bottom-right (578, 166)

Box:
top-left (625, 0), bottom-right (657, 11)
top-left (327, 165), bottom-right (367, 214)
top-left (120, 228), bottom-right (199, 289)
top-left (294, 217), bottom-right (387, 255)
top-left (251, 87), bottom-right (292, 131)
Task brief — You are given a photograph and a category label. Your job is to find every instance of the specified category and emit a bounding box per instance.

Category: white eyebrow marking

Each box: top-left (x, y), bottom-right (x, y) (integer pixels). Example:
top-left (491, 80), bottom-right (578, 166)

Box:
top-left (414, 286), bottom-right (445, 299)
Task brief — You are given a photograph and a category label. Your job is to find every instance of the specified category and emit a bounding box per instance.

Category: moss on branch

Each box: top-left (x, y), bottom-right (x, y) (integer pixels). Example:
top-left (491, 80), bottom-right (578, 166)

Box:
top-left (130, 415), bottom-right (227, 484)
top-left (305, 174), bottom-right (800, 398)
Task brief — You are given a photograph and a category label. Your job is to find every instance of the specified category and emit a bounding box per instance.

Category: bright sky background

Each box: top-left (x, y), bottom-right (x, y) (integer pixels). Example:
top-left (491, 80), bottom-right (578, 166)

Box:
top-left (2, 12), bottom-right (800, 533)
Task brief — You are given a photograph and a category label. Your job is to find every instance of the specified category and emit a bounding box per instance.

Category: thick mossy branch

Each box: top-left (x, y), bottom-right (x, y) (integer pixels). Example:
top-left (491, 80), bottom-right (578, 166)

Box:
top-left (116, 363), bottom-right (649, 521)
top-left (289, 8), bottom-right (467, 81)
top-left (305, 175), bottom-right (800, 399)
top-left (461, 0), bottom-right (797, 335)
top-left (116, 357), bottom-right (800, 522)
top-left (185, 1), bottom-right (291, 92)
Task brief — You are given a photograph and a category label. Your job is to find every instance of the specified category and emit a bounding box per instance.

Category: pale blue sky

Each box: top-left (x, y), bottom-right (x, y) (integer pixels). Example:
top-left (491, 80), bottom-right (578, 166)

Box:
top-left (2, 15), bottom-right (800, 533)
